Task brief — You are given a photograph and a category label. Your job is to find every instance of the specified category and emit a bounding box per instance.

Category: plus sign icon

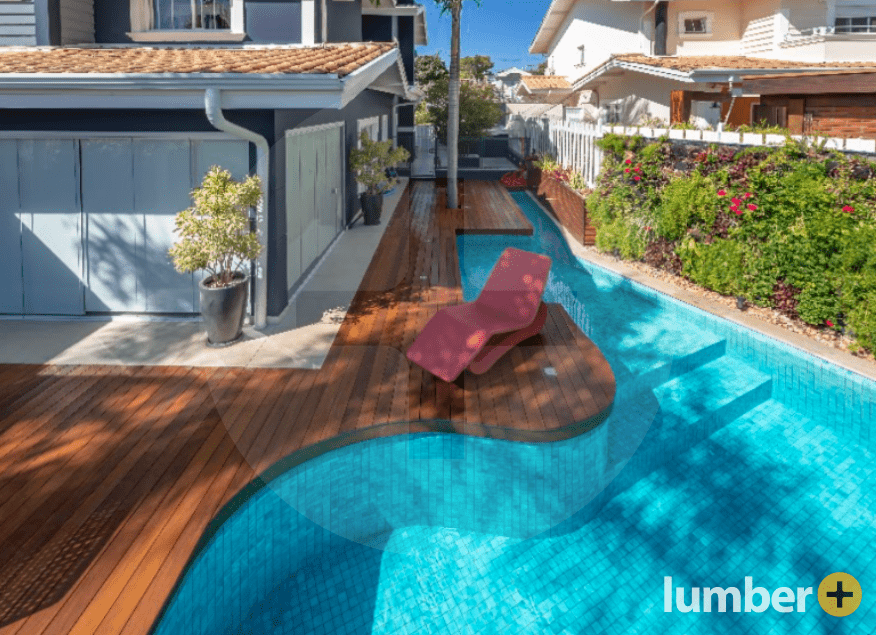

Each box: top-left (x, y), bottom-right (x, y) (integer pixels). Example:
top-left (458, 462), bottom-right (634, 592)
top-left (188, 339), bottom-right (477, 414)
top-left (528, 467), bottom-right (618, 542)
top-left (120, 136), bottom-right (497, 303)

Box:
top-left (818, 572), bottom-right (862, 617)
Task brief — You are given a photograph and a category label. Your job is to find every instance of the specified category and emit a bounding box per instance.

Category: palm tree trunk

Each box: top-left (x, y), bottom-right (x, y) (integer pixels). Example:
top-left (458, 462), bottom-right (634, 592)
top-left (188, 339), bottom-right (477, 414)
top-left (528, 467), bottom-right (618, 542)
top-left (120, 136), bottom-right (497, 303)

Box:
top-left (446, 1), bottom-right (461, 209)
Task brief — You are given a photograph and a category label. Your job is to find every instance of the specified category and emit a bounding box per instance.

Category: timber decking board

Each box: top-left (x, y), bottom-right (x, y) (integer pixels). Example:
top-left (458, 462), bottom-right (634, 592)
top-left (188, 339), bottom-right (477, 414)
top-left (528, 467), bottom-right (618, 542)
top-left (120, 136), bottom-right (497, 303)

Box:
top-left (0, 180), bottom-right (615, 635)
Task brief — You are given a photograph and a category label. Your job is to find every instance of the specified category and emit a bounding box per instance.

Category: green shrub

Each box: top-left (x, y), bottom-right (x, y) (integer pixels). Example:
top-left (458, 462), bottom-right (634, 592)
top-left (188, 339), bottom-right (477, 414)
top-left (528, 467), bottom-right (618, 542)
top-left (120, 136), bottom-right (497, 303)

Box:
top-left (590, 135), bottom-right (876, 351)
top-left (595, 218), bottom-right (647, 260)
top-left (678, 238), bottom-right (746, 296)
top-left (848, 291), bottom-right (876, 350)
top-left (657, 173), bottom-right (720, 240)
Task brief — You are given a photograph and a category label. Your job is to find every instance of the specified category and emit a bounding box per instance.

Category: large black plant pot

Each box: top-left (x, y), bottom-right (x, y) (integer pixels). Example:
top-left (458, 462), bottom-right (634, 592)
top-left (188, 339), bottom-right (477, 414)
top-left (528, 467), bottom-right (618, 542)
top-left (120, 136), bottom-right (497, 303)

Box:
top-left (199, 273), bottom-right (249, 347)
top-left (361, 193), bottom-right (384, 226)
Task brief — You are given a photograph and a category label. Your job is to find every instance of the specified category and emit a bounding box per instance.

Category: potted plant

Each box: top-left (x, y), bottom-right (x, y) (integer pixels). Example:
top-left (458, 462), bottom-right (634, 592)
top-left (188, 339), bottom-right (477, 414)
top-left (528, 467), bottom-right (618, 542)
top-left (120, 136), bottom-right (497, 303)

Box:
top-left (349, 130), bottom-right (410, 225)
top-left (169, 167), bottom-right (262, 347)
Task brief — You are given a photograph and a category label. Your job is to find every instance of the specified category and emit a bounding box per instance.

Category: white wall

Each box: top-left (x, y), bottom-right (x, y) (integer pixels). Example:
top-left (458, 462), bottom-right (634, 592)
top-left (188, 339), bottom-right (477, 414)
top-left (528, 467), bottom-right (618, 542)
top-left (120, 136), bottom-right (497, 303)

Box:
top-left (545, 0), bottom-right (648, 81)
top-left (596, 73), bottom-right (693, 126)
top-left (667, 0), bottom-right (742, 56)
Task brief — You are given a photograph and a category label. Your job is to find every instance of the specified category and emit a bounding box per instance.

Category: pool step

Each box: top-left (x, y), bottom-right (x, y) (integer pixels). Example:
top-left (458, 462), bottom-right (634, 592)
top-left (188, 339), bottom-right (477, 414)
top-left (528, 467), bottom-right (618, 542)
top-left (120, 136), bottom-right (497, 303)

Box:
top-left (606, 356), bottom-right (772, 495)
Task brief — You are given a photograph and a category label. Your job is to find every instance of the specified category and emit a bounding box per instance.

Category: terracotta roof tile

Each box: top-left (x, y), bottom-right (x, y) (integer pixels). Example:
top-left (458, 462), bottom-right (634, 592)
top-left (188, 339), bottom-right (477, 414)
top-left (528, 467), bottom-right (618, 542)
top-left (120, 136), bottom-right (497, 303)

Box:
top-left (0, 43), bottom-right (396, 77)
top-left (612, 53), bottom-right (876, 73)
top-left (520, 75), bottom-right (571, 90)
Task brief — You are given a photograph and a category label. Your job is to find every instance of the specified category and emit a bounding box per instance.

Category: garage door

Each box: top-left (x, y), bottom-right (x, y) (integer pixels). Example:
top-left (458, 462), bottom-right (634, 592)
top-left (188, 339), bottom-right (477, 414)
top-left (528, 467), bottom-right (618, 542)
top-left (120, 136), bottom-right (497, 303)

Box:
top-left (285, 123), bottom-right (345, 290)
top-left (0, 136), bottom-right (249, 315)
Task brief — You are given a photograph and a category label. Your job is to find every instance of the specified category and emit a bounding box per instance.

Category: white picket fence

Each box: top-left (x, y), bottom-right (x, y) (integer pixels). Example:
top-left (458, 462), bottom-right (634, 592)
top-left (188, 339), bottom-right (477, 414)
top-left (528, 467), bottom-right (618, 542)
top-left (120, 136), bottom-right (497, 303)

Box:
top-left (510, 114), bottom-right (876, 188)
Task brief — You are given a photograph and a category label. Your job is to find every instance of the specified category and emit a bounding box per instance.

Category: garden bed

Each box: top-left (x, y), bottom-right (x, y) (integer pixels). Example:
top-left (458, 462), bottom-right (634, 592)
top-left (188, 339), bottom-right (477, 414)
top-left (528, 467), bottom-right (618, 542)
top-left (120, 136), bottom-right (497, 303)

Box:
top-left (587, 132), bottom-right (876, 355)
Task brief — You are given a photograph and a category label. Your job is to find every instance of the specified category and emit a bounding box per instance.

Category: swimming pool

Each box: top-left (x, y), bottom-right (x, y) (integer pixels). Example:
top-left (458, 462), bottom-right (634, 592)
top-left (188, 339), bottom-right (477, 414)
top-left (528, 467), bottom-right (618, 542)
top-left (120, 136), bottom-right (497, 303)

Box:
top-left (152, 191), bottom-right (876, 635)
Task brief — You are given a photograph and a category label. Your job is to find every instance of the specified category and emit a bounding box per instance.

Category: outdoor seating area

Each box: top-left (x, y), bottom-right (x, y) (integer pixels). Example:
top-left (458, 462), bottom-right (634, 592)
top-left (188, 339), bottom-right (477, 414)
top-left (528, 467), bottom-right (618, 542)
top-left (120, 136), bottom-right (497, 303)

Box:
top-left (0, 180), bottom-right (615, 635)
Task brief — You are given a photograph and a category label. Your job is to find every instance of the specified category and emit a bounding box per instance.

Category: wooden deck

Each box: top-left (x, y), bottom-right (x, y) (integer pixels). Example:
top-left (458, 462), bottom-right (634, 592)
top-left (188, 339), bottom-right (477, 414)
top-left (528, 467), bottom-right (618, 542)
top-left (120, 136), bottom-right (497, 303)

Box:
top-left (0, 180), bottom-right (614, 635)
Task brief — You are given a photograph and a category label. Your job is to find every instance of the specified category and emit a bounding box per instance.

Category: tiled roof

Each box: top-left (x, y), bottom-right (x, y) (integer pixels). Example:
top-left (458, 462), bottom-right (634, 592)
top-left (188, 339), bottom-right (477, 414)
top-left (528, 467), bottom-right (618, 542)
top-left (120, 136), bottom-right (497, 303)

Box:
top-left (520, 75), bottom-right (571, 90)
top-left (610, 53), bottom-right (876, 72)
top-left (0, 43), bottom-right (395, 76)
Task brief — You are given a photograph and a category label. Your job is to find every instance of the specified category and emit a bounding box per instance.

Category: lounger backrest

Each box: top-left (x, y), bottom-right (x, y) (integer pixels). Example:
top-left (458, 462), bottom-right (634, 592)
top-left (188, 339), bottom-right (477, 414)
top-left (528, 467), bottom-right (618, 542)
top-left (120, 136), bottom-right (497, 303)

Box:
top-left (475, 247), bottom-right (552, 324)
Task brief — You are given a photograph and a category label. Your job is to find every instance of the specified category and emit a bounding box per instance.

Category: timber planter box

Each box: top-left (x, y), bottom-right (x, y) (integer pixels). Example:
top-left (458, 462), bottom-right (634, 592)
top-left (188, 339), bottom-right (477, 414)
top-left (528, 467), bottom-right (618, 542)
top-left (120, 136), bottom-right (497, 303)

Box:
top-left (535, 177), bottom-right (596, 246)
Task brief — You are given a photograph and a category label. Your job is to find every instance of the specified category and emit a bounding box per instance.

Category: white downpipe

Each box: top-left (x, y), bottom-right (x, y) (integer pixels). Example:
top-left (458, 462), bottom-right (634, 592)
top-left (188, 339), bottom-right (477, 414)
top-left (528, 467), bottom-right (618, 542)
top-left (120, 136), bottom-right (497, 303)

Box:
top-left (204, 87), bottom-right (270, 329)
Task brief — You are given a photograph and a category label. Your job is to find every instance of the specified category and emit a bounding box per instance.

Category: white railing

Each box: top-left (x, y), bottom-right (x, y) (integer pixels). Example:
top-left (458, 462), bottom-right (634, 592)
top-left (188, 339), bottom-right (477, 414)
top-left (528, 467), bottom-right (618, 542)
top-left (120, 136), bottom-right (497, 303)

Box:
top-left (511, 115), bottom-right (876, 188)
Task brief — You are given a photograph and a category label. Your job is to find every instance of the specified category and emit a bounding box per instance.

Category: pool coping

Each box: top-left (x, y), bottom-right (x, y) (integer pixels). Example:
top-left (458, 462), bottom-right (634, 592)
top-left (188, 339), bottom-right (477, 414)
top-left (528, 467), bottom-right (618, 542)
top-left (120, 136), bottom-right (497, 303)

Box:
top-left (523, 191), bottom-right (876, 384)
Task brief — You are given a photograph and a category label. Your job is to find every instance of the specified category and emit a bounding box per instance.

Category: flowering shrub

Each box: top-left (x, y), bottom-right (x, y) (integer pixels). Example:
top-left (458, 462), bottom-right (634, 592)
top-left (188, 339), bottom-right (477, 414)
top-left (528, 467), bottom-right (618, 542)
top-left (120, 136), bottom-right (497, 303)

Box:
top-left (588, 133), bottom-right (876, 352)
top-left (533, 154), bottom-right (590, 195)
top-left (500, 172), bottom-right (527, 189)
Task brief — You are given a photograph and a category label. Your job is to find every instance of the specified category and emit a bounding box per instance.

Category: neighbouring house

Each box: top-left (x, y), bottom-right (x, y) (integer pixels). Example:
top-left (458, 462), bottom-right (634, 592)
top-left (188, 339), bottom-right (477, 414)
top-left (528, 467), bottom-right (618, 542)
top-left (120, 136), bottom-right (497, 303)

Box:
top-left (516, 74), bottom-right (573, 104)
top-left (528, 0), bottom-right (876, 129)
top-left (492, 67), bottom-right (531, 101)
top-left (0, 0), bottom-right (426, 327)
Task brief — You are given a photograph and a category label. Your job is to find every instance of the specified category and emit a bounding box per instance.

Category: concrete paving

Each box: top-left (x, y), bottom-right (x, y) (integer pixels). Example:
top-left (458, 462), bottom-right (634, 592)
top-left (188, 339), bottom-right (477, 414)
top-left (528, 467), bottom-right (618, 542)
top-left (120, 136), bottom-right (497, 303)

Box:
top-left (0, 180), bottom-right (407, 369)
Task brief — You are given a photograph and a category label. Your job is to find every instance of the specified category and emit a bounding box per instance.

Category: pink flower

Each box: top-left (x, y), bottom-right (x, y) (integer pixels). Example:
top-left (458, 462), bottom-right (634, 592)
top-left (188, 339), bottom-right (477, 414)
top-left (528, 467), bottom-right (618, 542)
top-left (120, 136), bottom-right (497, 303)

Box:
top-left (645, 226), bottom-right (652, 231)
top-left (842, 205), bottom-right (855, 213)
top-left (744, 192), bottom-right (754, 199)
top-left (624, 168), bottom-right (631, 173)
top-left (633, 176), bottom-right (641, 181)
top-left (826, 320), bottom-right (835, 327)
top-left (747, 204), bottom-right (758, 211)
top-left (633, 167), bottom-right (641, 173)
top-left (733, 207), bottom-right (743, 216)
top-left (731, 197), bottom-right (742, 205)
top-left (717, 190), bottom-right (727, 197)
top-left (625, 159), bottom-right (633, 165)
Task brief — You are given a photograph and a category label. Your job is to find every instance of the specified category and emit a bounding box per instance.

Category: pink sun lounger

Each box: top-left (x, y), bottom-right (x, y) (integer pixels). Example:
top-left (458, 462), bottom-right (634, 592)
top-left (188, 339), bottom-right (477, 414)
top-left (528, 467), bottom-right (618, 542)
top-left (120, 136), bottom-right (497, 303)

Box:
top-left (406, 247), bottom-right (552, 383)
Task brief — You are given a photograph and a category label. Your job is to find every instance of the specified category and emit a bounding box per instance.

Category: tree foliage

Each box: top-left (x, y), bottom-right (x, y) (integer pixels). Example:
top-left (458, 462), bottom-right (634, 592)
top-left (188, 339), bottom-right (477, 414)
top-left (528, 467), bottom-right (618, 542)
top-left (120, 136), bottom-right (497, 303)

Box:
top-left (527, 60), bottom-right (548, 75)
top-left (460, 54), bottom-right (493, 81)
top-left (169, 167), bottom-right (262, 287)
top-left (414, 53), bottom-right (448, 87)
top-left (419, 77), bottom-right (503, 143)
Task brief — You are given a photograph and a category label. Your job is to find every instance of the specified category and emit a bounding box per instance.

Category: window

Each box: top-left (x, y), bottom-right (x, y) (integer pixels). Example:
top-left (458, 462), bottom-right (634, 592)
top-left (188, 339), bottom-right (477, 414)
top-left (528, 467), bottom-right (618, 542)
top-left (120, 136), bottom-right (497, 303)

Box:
top-left (155, 0), bottom-right (231, 30)
top-left (577, 45), bottom-right (586, 66)
top-left (835, 16), bottom-right (876, 33)
top-left (678, 12), bottom-right (713, 37)
top-left (605, 102), bottom-right (623, 125)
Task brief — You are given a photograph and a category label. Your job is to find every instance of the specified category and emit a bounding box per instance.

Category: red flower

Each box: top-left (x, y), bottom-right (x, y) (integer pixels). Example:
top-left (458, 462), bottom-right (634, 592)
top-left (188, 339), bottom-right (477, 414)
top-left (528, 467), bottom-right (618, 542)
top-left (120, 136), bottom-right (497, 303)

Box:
top-left (645, 226), bottom-right (652, 231)
top-left (633, 176), bottom-right (641, 181)
top-left (625, 159), bottom-right (633, 165)
top-left (826, 320), bottom-right (835, 327)
top-left (747, 204), bottom-right (758, 211)
top-left (731, 197), bottom-right (742, 205)
top-left (717, 190), bottom-right (727, 197)
top-left (744, 192), bottom-right (754, 199)
top-left (842, 205), bottom-right (855, 213)
top-left (733, 207), bottom-right (743, 216)
top-left (633, 167), bottom-right (641, 173)
top-left (624, 168), bottom-right (631, 173)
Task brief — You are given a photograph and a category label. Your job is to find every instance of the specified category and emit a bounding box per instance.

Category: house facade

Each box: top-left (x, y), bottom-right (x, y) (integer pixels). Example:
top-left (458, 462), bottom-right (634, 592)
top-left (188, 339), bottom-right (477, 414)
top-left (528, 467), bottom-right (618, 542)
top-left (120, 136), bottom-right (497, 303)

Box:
top-left (529, 0), bottom-right (876, 128)
top-left (0, 0), bottom-right (426, 327)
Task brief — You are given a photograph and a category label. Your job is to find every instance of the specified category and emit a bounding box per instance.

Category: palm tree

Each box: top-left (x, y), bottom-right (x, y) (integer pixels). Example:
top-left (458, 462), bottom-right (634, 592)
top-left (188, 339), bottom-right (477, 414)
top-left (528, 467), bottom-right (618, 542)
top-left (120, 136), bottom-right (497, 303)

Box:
top-left (445, 0), bottom-right (462, 209)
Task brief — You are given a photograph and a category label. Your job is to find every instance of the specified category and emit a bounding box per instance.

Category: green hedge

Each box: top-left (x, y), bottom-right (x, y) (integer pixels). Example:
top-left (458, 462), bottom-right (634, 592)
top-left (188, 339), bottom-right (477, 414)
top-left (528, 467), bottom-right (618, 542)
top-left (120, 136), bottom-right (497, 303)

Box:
top-left (588, 134), bottom-right (876, 353)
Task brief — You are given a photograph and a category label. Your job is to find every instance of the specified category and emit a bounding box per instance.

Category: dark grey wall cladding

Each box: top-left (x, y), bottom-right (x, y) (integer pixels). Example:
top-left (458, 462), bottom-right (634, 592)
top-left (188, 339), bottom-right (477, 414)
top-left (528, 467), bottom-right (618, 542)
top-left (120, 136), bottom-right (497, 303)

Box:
top-left (397, 104), bottom-right (414, 127)
top-left (361, 15), bottom-right (391, 41)
top-left (398, 15), bottom-right (413, 83)
top-left (271, 89), bottom-right (395, 311)
top-left (93, 0), bottom-right (129, 42)
top-left (94, 0), bottom-right (303, 43)
top-left (326, 0), bottom-right (361, 42)
top-left (246, 0), bottom-right (302, 44)
top-left (0, 108), bottom-right (273, 136)
top-left (3, 0), bottom-right (39, 46)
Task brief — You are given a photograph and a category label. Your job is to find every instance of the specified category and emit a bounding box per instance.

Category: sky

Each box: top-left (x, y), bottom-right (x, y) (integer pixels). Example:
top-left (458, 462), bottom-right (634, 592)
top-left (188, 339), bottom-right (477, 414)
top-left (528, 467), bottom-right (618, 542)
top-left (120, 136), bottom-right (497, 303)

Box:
top-left (415, 0), bottom-right (554, 73)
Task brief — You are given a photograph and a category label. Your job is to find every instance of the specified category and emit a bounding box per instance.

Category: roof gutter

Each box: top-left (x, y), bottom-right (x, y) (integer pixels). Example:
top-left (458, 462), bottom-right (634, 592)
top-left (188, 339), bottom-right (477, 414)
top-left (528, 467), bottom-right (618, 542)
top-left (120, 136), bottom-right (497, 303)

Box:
top-left (204, 87), bottom-right (270, 329)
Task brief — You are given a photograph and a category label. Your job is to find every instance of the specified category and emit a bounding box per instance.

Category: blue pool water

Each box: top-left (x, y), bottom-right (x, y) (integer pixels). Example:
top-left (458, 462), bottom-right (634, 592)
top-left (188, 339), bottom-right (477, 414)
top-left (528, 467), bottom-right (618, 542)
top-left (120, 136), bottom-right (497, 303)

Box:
top-left (154, 191), bottom-right (876, 635)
